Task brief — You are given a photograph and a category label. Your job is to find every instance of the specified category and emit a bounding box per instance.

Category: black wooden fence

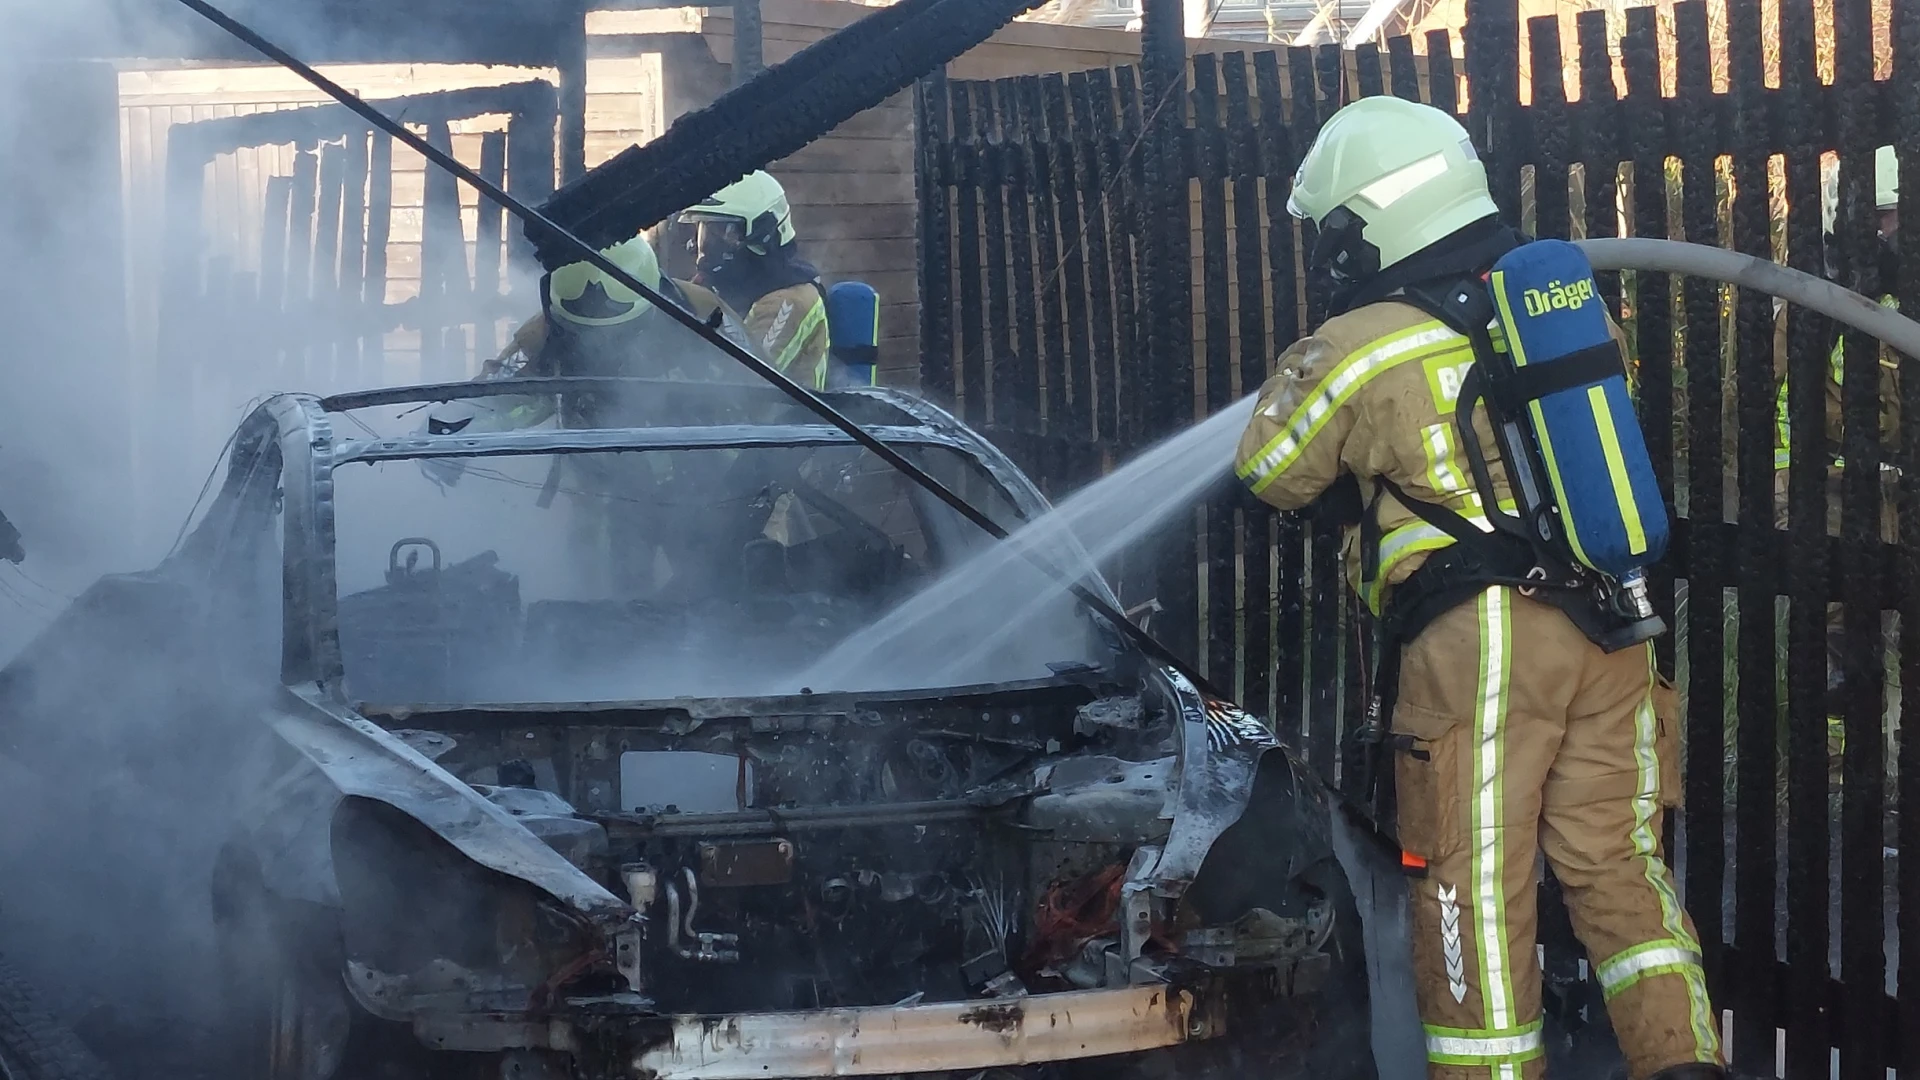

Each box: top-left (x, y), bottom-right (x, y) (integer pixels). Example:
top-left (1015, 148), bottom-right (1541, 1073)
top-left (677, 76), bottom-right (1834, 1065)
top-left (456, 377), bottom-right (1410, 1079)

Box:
top-left (159, 81), bottom-right (559, 404)
top-left (915, 0), bottom-right (1919, 1074)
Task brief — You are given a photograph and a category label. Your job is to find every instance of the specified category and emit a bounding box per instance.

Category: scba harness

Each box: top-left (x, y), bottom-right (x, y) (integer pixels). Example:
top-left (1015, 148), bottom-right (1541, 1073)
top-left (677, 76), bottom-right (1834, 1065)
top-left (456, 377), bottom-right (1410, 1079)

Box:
top-left (1346, 239), bottom-right (1671, 827)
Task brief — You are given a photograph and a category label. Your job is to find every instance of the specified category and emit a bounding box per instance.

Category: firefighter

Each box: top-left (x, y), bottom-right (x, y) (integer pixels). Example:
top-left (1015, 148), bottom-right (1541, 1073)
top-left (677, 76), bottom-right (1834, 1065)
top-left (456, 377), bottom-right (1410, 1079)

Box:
top-left (422, 233), bottom-right (762, 599)
top-left (440, 231), bottom-right (756, 435)
top-left (1772, 145), bottom-right (1900, 785)
top-left (1235, 96), bottom-right (1723, 1079)
top-left (677, 170), bottom-right (841, 389)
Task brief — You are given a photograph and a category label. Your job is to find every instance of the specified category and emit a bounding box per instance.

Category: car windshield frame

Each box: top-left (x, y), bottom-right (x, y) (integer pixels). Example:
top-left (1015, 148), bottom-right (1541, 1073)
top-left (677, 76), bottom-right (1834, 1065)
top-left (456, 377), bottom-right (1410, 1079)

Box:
top-left (262, 382), bottom-right (1125, 698)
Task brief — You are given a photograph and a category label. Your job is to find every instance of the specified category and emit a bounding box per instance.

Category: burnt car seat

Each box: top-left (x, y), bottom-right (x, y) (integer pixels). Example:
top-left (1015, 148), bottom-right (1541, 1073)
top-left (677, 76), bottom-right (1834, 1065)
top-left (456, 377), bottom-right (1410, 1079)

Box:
top-left (336, 538), bottom-right (522, 703)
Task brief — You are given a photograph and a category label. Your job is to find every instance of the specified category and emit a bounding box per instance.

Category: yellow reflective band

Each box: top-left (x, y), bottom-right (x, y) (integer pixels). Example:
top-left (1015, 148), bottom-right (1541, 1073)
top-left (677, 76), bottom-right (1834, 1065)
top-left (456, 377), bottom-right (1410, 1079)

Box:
top-left (1367, 522), bottom-right (1456, 614)
top-left (771, 298), bottom-right (829, 375)
top-left (1595, 939), bottom-right (1706, 1001)
top-left (1631, 657), bottom-right (1721, 1059)
top-left (1490, 269), bottom-right (1592, 568)
top-left (1775, 375), bottom-right (1792, 466)
top-left (1829, 294), bottom-right (1899, 388)
top-left (1423, 1020), bottom-right (1545, 1066)
top-left (1588, 384), bottom-right (1647, 556)
top-left (1473, 588), bottom-right (1517, 1038)
top-left (1237, 322), bottom-right (1465, 493)
top-left (1422, 422), bottom-right (1466, 494)
top-left (1365, 497), bottom-right (1519, 615)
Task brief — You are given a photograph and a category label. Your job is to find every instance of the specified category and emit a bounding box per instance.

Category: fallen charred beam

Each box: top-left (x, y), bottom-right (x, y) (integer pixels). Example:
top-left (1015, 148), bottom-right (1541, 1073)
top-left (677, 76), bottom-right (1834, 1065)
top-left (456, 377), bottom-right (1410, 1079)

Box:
top-left (595, 799), bottom-right (1001, 840)
top-left (532, 0), bottom-right (1049, 259)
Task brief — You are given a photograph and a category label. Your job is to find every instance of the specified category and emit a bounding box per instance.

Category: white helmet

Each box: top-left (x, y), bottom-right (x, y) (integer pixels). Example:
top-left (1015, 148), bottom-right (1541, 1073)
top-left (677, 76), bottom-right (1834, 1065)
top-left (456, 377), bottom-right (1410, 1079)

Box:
top-left (679, 170), bottom-right (797, 254)
top-left (544, 234), bottom-right (663, 328)
top-left (1287, 96), bottom-right (1500, 281)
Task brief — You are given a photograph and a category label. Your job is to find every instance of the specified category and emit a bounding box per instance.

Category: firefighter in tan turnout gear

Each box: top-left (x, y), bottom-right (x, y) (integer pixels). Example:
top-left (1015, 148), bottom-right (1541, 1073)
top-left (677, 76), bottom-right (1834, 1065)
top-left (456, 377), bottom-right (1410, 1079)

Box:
top-left (678, 170), bottom-right (841, 389)
top-left (1235, 96), bottom-right (1724, 1079)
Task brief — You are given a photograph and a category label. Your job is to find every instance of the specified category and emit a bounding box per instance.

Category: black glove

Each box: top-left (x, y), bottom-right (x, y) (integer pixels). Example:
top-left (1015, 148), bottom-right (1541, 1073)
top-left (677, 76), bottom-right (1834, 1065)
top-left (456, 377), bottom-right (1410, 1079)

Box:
top-left (1308, 473), bottom-right (1365, 529)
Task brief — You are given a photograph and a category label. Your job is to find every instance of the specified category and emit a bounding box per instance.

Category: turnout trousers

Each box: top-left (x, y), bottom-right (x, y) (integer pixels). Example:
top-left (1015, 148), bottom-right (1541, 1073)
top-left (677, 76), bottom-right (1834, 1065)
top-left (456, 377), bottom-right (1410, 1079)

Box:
top-left (1390, 586), bottom-right (1722, 1079)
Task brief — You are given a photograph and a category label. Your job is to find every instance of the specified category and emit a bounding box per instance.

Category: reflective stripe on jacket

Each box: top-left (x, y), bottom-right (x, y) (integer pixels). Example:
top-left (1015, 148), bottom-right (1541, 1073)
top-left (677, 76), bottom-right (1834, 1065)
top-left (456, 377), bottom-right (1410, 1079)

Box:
top-left (1234, 300), bottom-right (1518, 613)
top-left (744, 283), bottom-right (832, 389)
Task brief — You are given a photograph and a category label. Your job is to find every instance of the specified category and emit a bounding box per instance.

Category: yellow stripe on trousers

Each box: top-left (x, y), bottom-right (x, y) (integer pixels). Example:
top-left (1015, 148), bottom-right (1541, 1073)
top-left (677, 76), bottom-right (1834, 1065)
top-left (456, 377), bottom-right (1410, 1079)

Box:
top-left (1628, 655), bottom-right (1721, 1061)
top-left (1473, 588), bottom-right (1519, 1080)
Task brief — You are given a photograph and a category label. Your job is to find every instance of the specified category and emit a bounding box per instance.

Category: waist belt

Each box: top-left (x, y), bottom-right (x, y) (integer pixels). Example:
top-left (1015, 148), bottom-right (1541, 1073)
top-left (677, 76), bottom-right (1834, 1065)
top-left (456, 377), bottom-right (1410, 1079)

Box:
top-left (1346, 477), bottom-right (1577, 833)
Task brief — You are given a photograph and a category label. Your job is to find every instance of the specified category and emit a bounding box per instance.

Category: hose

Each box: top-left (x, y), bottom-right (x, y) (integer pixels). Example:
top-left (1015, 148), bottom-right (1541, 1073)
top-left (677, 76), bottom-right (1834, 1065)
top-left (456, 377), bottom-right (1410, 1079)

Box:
top-left (1574, 237), bottom-right (1920, 356)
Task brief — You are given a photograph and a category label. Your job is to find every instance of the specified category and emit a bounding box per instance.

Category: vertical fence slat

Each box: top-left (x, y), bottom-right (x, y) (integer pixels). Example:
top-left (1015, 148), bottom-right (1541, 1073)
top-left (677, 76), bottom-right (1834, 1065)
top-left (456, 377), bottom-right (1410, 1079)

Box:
top-left (1833, 0), bottom-right (1887, 1072)
top-left (1354, 42), bottom-right (1384, 98)
top-left (1139, 6), bottom-right (1197, 667)
top-left (1426, 31), bottom-right (1459, 116)
top-left (1224, 52), bottom-right (1270, 720)
top-left (1288, 46), bottom-right (1327, 329)
top-left (1087, 68), bottom-right (1129, 449)
top-left (505, 99), bottom-right (556, 278)
top-left (1000, 78), bottom-right (1043, 462)
top-left (1070, 70), bottom-right (1120, 451)
top-left (1777, 0), bottom-right (1833, 1070)
top-left (1387, 35), bottom-right (1420, 101)
top-left (1255, 49), bottom-right (1305, 740)
top-left (474, 131), bottom-right (507, 362)
top-left (259, 173), bottom-right (293, 333)
top-left (1043, 74), bottom-right (1094, 486)
top-left (1574, 11), bottom-right (1620, 310)
top-left (1893, 0), bottom-right (1920, 1069)
top-left (1622, 7), bottom-right (1677, 688)
top-left (915, 72), bottom-right (954, 400)
top-left (976, 85), bottom-right (1015, 432)
top-left (1527, 16), bottom-right (1568, 239)
top-left (1192, 53), bottom-right (1234, 691)
top-left (287, 147), bottom-right (319, 378)
top-left (339, 130), bottom-right (370, 387)
top-left (1725, 0), bottom-right (1779, 1066)
top-left (421, 120), bottom-right (463, 382)
top-left (951, 84), bottom-right (987, 425)
top-left (1672, 0), bottom-right (1729, 995)
top-left (1286, 43), bottom-right (1338, 776)
top-left (1115, 65), bottom-right (1146, 455)
top-left (363, 132), bottom-right (393, 374)
top-left (1465, 0), bottom-right (1522, 224)
top-left (313, 142), bottom-right (347, 388)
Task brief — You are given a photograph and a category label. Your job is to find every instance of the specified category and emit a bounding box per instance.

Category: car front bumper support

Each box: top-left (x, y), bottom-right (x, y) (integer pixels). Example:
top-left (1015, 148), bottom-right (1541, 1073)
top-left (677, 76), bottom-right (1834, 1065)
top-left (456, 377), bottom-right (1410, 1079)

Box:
top-left (622, 985), bottom-right (1216, 1079)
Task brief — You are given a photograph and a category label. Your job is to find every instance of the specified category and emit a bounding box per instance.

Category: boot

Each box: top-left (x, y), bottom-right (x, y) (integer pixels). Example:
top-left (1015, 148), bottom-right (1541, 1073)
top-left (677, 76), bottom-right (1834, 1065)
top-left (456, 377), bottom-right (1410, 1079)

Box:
top-left (1646, 1066), bottom-right (1728, 1080)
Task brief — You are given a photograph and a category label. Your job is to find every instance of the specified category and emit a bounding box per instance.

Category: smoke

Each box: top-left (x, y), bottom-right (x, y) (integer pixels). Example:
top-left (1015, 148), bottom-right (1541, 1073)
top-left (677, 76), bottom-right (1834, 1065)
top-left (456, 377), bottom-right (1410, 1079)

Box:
top-left (0, 2), bottom-right (340, 1074)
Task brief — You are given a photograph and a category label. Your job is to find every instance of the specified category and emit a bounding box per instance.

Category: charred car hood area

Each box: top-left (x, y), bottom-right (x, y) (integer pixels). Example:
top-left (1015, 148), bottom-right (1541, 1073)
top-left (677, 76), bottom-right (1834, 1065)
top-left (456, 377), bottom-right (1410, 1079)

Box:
top-left (240, 671), bottom-right (1340, 1076)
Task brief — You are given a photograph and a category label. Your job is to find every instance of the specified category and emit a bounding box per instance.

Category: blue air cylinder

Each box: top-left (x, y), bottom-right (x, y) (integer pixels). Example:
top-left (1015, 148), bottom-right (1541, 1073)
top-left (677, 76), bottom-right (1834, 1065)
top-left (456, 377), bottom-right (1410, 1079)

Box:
top-left (1484, 240), bottom-right (1670, 582)
top-left (825, 280), bottom-right (880, 388)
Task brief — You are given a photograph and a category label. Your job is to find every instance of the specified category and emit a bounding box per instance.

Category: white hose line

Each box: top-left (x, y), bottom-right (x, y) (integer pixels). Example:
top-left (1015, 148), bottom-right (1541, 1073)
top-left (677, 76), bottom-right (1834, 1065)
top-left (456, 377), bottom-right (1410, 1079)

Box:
top-left (1574, 237), bottom-right (1920, 359)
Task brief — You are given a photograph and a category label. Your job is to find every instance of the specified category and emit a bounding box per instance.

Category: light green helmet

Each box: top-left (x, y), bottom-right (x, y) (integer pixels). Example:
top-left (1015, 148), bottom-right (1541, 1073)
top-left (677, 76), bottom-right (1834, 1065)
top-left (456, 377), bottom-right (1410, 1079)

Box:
top-left (544, 234), bottom-right (662, 328)
top-left (680, 170), bottom-right (797, 252)
top-left (1287, 96), bottom-right (1499, 280)
top-left (1877, 145), bottom-right (1899, 211)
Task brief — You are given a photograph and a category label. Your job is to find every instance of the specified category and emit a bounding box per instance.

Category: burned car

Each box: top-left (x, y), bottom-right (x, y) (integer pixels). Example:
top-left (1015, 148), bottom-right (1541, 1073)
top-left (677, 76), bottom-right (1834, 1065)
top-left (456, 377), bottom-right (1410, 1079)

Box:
top-left (2, 378), bottom-right (1381, 1080)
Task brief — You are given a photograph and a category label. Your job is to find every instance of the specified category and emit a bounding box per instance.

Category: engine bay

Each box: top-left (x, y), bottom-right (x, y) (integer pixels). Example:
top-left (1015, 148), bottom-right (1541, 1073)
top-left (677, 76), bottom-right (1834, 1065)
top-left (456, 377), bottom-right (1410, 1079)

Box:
top-left (359, 678), bottom-right (1331, 1015)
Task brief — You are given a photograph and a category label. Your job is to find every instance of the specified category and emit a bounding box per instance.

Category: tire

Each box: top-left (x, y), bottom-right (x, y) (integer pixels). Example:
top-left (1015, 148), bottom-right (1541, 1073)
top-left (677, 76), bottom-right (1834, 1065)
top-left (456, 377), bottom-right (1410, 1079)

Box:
top-left (0, 955), bottom-right (113, 1080)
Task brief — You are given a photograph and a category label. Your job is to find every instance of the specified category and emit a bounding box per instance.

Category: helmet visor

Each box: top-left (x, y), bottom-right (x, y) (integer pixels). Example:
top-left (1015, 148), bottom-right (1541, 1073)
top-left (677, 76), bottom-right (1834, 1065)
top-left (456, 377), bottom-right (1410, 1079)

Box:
top-left (691, 219), bottom-right (747, 274)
